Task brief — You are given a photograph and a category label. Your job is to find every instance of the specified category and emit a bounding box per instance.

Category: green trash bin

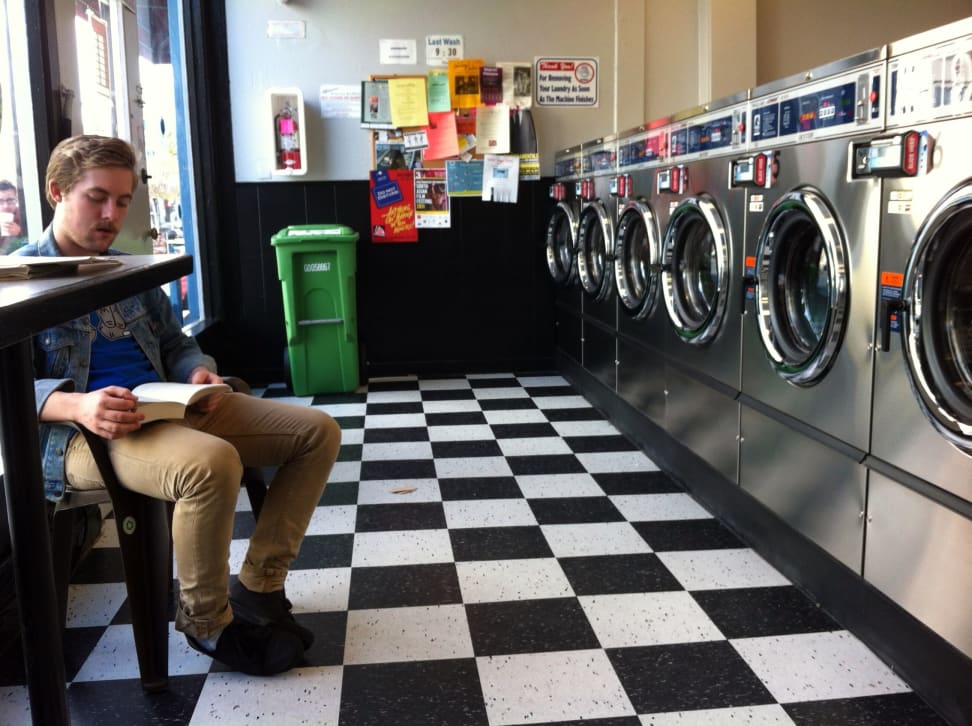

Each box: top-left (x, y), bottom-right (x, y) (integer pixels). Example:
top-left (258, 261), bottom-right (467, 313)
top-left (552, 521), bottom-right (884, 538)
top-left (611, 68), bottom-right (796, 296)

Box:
top-left (271, 224), bottom-right (359, 395)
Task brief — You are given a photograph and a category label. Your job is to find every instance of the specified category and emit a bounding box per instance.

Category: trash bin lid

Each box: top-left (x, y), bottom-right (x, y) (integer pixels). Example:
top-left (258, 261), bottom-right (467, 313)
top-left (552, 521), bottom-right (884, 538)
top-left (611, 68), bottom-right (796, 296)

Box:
top-left (271, 224), bottom-right (358, 245)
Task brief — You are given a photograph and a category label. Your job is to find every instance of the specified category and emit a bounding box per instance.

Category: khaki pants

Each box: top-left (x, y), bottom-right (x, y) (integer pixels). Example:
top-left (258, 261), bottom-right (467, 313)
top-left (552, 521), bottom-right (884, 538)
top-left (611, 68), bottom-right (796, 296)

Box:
top-left (65, 393), bottom-right (341, 640)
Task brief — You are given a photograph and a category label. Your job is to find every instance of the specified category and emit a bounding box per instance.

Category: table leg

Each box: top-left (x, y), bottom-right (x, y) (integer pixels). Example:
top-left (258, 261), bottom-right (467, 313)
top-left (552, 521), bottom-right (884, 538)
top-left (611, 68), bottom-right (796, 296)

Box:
top-left (0, 339), bottom-right (69, 725)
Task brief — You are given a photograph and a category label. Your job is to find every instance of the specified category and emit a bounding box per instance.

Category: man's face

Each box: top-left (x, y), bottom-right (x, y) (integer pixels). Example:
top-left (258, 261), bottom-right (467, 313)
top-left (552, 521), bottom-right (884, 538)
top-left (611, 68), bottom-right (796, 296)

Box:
top-left (52, 166), bottom-right (134, 254)
top-left (0, 191), bottom-right (18, 219)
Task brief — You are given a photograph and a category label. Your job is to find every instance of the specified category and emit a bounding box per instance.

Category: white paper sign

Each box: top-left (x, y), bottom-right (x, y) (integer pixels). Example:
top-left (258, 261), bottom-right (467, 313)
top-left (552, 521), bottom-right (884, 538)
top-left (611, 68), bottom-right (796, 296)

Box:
top-left (426, 35), bottom-right (463, 67)
top-left (380, 38), bottom-right (417, 65)
top-left (534, 57), bottom-right (598, 107)
top-left (319, 84), bottom-right (361, 119)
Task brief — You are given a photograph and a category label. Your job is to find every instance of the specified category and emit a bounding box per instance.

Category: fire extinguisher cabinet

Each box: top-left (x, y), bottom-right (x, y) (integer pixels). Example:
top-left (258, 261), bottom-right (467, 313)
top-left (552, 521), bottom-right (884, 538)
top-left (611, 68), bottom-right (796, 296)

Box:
top-left (269, 87), bottom-right (307, 176)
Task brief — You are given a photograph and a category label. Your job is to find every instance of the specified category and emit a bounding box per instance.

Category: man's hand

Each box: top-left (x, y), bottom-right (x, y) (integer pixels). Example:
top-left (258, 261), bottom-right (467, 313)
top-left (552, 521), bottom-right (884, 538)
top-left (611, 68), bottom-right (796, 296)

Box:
top-left (40, 387), bottom-right (143, 440)
top-left (187, 366), bottom-right (225, 414)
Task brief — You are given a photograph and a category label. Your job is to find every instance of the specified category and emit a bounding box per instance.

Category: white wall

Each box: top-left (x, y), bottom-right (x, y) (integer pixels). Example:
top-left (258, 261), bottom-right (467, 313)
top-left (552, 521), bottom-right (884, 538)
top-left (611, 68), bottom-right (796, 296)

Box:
top-left (226, 0), bottom-right (648, 181)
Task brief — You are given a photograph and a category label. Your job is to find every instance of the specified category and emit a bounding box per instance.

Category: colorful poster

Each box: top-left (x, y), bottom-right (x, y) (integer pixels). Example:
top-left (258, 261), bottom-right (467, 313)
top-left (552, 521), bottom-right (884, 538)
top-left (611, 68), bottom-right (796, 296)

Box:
top-left (369, 169), bottom-right (417, 243)
top-left (534, 57), bottom-right (599, 107)
top-left (479, 66), bottom-right (502, 105)
top-left (445, 159), bottom-right (484, 197)
top-left (424, 111), bottom-right (459, 160)
top-left (414, 169), bottom-right (450, 229)
top-left (448, 58), bottom-right (484, 109)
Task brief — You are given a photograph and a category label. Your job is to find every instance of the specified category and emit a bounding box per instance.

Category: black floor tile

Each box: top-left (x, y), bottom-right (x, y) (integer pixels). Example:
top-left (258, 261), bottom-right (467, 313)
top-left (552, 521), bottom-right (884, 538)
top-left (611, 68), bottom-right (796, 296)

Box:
top-left (320, 481), bottom-right (358, 505)
top-left (333, 415), bottom-right (365, 430)
top-left (478, 397), bottom-right (538, 410)
top-left (67, 674), bottom-right (208, 726)
top-left (529, 496), bottom-right (624, 524)
top-left (593, 471), bottom-right (683, 495)
top-left (563, 435), bottom-right (638, 453)
top-left (298, 610), bottom-right (348, 667)
top-left (70, 548), bottom-right (125, 584)
top-left (450, 526), bottom-right (553, 561)
top-left (337, 443), bottom-right (363, 461)
top-left (290, 533), bottom-right (354, 569)
top-left (348, 563), bottom-right (462, 609)
top-left (363, 426), bottom-right (429, 443)
top-left (543, 408), bottom-right (604, 421)
top-left (507, 454), bottom-right (586, 475)
top-left (692, 586), bottom-right (838, 639)
top-left (607, 641), bottom-right (775, 714)
top-left (339, 659), bottom-right (488, 726)
top-left (468, 377), bottom-right (519, 388)
top-left (425, 411), bottom-right (487, 426)
top-left (438, 477), bottom-right (523, 500)
top-left (632, 518), bottom-right (745, 551)
top-left (784, 692), bottom-right (948, 725)
top-left (366, 380), bottom-right (419, 392)
top-left (359, 459), bottom-right (436, 481)
top-left (524, 385), bottom-right (577, 397)
top-left (490, 422), bottom-right (559, 439)
top-left (365, 401), bottom-right (423, 415)
top-left (431, 440), bottom-right (503, 458)
top-left (466, 598), bottom-right (600, 655)
top-left (559, 553), bottom-right (683, 595)
top-left (355, 503), bottom-right (446, 531)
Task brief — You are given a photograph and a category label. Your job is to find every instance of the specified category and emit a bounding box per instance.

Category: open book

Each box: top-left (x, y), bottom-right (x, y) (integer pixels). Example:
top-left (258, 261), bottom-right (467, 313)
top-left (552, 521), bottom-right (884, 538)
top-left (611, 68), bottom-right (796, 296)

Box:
top-left (133, 382), bottom-right (232, 423)
top-left (0, 255), bottom-right (122, 280)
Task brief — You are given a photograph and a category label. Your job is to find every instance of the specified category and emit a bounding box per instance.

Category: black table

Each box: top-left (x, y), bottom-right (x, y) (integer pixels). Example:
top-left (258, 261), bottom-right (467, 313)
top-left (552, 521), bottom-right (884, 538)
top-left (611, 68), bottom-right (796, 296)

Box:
top-left (0, 254), bottom-right (192, 725)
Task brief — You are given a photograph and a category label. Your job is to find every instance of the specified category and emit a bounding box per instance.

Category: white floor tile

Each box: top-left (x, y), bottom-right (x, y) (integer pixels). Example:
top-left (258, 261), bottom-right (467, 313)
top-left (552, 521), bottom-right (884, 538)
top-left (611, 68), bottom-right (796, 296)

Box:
top-left (478, 650), bottom-right (636, 724)
top-left (498, 437), bottom-right (572, 457)
top-left (541, 522), bottom-right (652, 557)
top-left (516, 375), bottom-right (569, 387)
top-left (482, 409), bottom-right (549, 424)
top-left (516, 473), bottom-right (605, 499)
top-left (360, 441), bottom-right (433, 461)
top-left (356, 479), bottom-right (441, 504)
top-left (421, 399), bottom-right (484, 413)
top-left (550, 420), bottom-right (622, 437)
top-left (456, 558), bottom-right (572, 602)
top-left (73, 623), bottom-right (211, 682)
top-left (639, 704), bottom-right (796, 725)
top-left (418, 378), bottom-right (471, 390)
top-left (327, 461), bottom-right (361, 483)
top-left (427, 424), bottom-right (494, 441)
top-left (579, 592), bottom-right (724, 648)
top-left (314, 402), bottom-right (366, 417)
top-left (65, 582), bottom-right (128, 628)
top-left (610, 493), bottom-right (713, 522)
top-left (472, 386), bottom-right (530, 400)
top-left (532, 395), bottom-right (594, 410)
top-left (363, 413), bottom-right (427, 429)
top-left (435, 456), bottom-right (513, 479)
top-left (578, 451), bottom-right (659, 473)
top-left (0, 687), bottom-right (29, 726)
top-left (365, 390), bottom-right (421, 403)
top-left (189, 665), bottom-right (343, 725)
top-left (277, 567), bottom-right (352, 613)
top-left (339, 427), bottom-right (364, 445)
top-left (306, 504), bottom-right (357, 535)
top-left (351, 529), bottom-right (454, 567)
top-left (443, 498), bottom-right (537, 529)
top-left (344, 604), bottom-right (474, 664)
top-left (732, 630), bottom-right (912, 703)
top-left (658, 549), bottom-right (791, 590)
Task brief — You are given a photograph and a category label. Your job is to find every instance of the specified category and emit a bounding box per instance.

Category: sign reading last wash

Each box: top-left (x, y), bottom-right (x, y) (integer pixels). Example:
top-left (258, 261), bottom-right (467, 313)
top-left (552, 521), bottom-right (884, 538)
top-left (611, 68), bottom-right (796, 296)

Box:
top-left (534, 57), bottom-right (598, 106)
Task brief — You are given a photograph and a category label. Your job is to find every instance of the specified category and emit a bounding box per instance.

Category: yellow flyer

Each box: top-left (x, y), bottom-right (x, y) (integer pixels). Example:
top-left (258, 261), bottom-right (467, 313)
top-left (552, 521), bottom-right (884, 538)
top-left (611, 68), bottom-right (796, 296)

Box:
top-left (448, 58), bottom-right (484, 109)
top-left (388, 77), bottom-right (429, 128)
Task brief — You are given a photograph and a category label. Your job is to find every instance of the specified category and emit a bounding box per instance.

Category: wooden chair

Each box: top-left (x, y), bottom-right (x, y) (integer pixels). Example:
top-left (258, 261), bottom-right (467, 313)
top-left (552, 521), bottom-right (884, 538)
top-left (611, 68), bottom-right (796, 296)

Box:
top-left (50, 377), bottom-right (266, 692)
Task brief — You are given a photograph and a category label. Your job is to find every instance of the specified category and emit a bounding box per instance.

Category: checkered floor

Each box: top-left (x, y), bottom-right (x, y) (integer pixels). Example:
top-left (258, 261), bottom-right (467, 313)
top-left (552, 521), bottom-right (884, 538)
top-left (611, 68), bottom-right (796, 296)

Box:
top-left (0, 373), bottom-right (945, 725)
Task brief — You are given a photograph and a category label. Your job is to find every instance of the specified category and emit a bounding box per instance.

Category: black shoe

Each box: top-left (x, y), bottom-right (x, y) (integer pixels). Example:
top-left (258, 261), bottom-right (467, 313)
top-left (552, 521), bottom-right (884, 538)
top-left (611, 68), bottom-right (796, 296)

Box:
top-left (230, 580), bottom-right (314, 648)
top-left (186, 619), bottom-right (304, 676)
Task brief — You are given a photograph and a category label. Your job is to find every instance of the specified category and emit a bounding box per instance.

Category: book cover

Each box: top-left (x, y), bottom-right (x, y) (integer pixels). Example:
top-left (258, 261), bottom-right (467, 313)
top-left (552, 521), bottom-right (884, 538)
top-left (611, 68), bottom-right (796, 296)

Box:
top-left (132, 381), bottom-right (231, 423)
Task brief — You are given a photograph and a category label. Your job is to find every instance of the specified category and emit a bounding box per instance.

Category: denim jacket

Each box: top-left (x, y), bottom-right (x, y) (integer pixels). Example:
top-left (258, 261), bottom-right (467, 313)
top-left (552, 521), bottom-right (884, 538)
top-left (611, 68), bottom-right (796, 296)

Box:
top-left (15, 228), bottom-right (216, 499)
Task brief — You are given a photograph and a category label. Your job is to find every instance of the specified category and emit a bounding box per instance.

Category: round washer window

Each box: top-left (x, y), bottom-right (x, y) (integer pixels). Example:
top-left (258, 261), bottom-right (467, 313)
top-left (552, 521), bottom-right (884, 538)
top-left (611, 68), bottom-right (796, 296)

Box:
top-left (614, 200), bottom-right (660, 319)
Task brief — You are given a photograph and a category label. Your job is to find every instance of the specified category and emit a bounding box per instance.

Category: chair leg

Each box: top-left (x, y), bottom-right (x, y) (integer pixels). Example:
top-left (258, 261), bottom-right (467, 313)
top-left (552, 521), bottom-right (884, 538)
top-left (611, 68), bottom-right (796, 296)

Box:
top-left (51, 509), bottom-right (77, 633)
top-left (108, 486), bottom-right (170, 693)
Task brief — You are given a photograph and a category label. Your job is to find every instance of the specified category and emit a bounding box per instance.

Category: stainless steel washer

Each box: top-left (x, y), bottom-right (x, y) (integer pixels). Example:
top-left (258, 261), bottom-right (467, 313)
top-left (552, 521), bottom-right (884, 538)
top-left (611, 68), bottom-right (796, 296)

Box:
top-left (547, 144), bottom-right (585, 365)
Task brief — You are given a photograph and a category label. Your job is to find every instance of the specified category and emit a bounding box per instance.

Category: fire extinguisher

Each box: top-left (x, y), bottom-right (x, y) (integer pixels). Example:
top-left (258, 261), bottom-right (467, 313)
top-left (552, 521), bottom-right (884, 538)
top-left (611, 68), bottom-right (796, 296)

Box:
top-left (275, 102), bottom-right (301, 170)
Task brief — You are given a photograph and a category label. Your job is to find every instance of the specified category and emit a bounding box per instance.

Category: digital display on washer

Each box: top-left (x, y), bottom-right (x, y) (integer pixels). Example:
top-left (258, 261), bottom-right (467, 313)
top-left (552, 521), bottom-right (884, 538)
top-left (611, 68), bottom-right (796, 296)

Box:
top-left (751, 104), bottom-right (779, 141)
top-left (670, 115), bottom-right (733, 157)
top-left (590, 149), bottom-right (615, 170)
top-left (555, 157), bottom-right (579, 177)
top-left (618, 133), bottom-right (665, 167)
top-left (778, 81), bottom-right (857, 136)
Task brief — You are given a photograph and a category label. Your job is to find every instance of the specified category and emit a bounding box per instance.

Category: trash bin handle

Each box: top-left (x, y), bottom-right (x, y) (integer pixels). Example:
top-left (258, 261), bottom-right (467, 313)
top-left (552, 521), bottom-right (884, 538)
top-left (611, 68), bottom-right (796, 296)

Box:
top-left (297, 318), bottom-right (344, 326)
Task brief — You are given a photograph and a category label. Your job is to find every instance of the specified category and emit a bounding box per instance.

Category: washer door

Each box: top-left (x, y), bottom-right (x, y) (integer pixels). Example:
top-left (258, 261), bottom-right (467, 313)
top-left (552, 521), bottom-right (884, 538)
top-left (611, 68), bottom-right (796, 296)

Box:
top-left (661, 193), bottom-right (730, 344)
top-left (902, 182), bottom-right (972, 453)
top-left (754, 188), bottom-right (847, 386)
top-left (614, 198), bottom-right (661, 319)
top-left (577, 200), bottom-right (615, 301)
top-left (545, 201), bottom-right (579, 286)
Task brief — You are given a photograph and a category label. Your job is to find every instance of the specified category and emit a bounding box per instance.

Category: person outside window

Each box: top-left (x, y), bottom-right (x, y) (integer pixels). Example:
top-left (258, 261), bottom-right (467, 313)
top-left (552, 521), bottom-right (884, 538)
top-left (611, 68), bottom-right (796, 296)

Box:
top-left (15, 135), bottom-right (341, 675)
top-left (0, 179), bottom-right (26, 254)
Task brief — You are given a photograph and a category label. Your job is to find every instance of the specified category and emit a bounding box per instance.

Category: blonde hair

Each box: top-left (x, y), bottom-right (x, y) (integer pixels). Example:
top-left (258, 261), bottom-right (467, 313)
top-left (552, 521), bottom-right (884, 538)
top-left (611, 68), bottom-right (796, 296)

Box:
top-left (45, 135), bottom-right (137, 208)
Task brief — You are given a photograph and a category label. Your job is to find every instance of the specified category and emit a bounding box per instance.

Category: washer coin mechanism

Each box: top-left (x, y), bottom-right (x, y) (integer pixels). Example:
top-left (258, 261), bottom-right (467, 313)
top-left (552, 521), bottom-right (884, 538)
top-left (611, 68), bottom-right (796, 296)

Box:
top-left (734, 46), bottom-right (886, 570)
top-left (547, 144), bottom-right (585, 366)
top-left (858, 17), bottom-right (972, 666)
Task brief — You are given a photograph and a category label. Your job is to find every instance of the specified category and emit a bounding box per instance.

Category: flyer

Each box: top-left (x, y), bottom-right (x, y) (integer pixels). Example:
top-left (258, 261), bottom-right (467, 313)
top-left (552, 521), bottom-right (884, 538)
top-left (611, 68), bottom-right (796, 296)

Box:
top-left (498, 62), bottom-right (533, 108)
top-left (475, 103), bottom-right (510, 154)
top-left (414, 168), bottom-right (450, 229)
top-left (369, 169), bottom-right (417, 243)
top-left (445, 159), bottom-right (484, 197)
top-left (361, 79), bottom-right (394, 129)
top-left (482, 154), bottom-right (520, 203)
top-left (448, 58), bottom-right (484, 109)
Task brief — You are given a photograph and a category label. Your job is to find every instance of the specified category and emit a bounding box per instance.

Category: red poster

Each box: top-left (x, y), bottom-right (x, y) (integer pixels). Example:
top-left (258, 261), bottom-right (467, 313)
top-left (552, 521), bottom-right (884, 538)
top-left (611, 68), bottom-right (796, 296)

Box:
top-left (369, 169), bottom-right (417, 243)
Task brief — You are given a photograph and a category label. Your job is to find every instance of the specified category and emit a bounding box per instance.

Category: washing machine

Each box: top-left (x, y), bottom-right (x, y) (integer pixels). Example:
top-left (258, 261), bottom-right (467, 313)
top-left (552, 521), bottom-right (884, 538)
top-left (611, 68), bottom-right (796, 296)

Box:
top-left (576, 134), bottom-right (619, 391)
top-left (860, 19), bottom-right (972, 662)
top-left (654, 93), bottom-right (748, 484)
top-left (735, 47), bottom-right (886, 570)
top-left (546, 144), bottom-right (585, 365)
top-left (614, 120), bottom-right (670, 429)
